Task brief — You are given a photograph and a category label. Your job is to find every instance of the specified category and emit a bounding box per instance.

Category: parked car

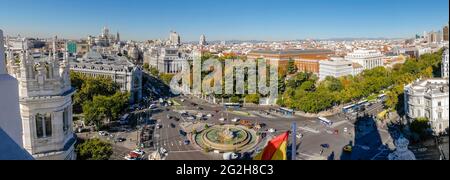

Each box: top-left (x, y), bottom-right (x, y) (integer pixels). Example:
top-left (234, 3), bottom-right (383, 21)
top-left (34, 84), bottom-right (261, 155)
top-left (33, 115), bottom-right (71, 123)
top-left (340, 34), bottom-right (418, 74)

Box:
top-left (321, 144), bottom-right (330, 149)
top-left (184, 140), bottom-right (191, 145)
top-left (99, 131), bottom-right (109, 136)
top-left (170, 123), bottom-right (176, 128)
top-left (231, 118), bottom-right (240, 123)
top-left (116, 137), bottom-right (126, 142)
top-left (268, 128), bottom-right (276, 133)
top-left (219, 118), bottom-right (226, 122)
top-left (179, 130), bottom-right (187, 136)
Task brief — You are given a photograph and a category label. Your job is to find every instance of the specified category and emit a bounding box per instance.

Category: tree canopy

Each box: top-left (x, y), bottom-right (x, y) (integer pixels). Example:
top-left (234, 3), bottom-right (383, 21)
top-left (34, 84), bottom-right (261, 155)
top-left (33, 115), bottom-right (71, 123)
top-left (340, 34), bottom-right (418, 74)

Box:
top-left (76, 138), bottom-right (113, 160)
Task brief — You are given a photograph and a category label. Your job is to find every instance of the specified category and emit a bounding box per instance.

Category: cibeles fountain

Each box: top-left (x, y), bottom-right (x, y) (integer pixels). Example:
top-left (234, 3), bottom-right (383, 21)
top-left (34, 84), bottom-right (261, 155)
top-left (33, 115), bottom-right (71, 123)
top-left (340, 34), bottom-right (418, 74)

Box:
top-left (193, 125), bottom-right (260, 153)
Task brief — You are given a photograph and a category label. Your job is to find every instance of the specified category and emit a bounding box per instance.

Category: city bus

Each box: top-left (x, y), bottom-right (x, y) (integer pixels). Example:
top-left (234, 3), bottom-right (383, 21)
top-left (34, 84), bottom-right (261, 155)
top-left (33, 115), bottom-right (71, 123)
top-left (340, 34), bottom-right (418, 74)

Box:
top-left (223, 103), bottom-right (242, 109)
top-left (342, 104), bottom-right (356, 113)
top-left (378, 94), bottom-right (387, 102)
top-left (318, 117), bottom-right (333, 126)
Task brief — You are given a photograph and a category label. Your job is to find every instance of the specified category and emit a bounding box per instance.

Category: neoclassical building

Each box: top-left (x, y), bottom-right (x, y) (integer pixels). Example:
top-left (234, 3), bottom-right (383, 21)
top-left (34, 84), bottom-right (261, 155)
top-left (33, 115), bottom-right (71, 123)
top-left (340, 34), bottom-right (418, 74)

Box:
top-left (6, 37), bottom-right (76, 160)
top-left (345, 49), bottom-right (384, 71)
top-left (144, 47), bottom-right (192, 74)
top-left (404, 79), bottom-right (449, 134)
top-left (70, 50), bottom-right (142, 104)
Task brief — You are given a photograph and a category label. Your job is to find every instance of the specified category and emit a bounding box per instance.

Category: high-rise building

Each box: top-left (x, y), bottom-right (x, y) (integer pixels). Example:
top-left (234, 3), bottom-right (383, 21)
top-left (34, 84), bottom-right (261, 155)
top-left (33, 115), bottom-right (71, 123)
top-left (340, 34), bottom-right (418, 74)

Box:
top-left (6, 36), bottom-right (76, 160)
top-left (444, 25), bottom-right (449, 41)
top-left (116, 32), bottom-right (120, 42)
top-left (443, 48), bottom-right (449, 79)
top-left (169, 31), bottom-right (181, 46)
top-left (199, 34), bottom-right (207, 46)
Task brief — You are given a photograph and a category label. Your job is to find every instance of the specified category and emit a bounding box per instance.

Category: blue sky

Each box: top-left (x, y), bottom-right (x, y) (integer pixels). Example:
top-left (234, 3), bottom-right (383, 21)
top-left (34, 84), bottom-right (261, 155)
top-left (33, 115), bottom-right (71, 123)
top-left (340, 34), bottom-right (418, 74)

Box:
top-left (0, 0), bottom-right (448, 41)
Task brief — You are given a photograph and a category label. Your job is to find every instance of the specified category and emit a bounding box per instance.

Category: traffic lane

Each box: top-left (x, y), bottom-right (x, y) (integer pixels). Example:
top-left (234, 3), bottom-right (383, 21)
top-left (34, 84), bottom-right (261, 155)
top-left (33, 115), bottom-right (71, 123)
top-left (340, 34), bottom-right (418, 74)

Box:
top-left (151, 109), bottom-right (197, 153)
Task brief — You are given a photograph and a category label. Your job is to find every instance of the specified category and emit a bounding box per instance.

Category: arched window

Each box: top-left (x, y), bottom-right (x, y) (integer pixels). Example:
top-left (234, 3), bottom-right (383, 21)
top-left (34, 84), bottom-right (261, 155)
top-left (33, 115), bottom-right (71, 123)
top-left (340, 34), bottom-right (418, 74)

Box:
top-left (35, 113), bottom-right (52, 138)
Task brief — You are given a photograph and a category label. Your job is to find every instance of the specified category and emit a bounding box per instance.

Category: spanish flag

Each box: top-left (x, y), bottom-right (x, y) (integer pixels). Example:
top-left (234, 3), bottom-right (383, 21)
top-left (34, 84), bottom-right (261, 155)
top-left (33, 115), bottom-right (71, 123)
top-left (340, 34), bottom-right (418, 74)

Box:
top-left (254, 132), bottom-right (289, 160)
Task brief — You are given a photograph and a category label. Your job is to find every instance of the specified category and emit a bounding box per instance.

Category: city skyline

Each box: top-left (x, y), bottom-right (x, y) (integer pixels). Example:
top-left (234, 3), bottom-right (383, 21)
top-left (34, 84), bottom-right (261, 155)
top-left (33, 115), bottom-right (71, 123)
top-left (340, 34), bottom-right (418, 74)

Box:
top-left (1, 0), bottom-right (449, 41)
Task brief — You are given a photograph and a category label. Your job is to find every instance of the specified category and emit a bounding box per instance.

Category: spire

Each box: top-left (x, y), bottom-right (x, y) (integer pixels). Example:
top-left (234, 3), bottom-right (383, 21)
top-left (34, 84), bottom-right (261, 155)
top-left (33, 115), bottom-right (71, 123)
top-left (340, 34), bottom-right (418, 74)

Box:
top-left (53, 36), bottom-right (57, 61)
top-left (0, 29), bottom-right (6, 74)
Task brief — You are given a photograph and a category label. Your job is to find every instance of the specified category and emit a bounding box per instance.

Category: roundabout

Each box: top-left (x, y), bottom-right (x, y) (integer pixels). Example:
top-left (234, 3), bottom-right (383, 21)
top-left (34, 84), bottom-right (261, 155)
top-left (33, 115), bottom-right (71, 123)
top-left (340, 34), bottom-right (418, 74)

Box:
top-left (194, 124), bottom-right (259, 153)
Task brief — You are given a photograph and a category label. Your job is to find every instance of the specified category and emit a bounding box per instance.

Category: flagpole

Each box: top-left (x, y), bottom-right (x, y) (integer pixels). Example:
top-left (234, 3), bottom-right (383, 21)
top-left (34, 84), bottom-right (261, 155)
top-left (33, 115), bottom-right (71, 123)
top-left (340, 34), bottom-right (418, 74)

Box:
top-left (291, 122), bottom-right (297, 160)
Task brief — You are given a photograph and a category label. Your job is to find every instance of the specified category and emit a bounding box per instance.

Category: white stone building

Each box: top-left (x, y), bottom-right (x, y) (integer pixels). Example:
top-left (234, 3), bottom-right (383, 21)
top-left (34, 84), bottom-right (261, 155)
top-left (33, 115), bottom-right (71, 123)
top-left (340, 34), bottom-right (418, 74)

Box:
top-left (6, 36), bottom-right (77, 160)
top-left (70, 50), bottom-right (142, 104)
top-left (442, 48), bottom-right (449, 79)
top-left (404, 79), bottom-right (449, 135)
top-left (319, 57), bottom-right (359, 80)
top-left (144, 47), bottom-right (192, 74)
top-left (345, 49), bottom-right (384, 71)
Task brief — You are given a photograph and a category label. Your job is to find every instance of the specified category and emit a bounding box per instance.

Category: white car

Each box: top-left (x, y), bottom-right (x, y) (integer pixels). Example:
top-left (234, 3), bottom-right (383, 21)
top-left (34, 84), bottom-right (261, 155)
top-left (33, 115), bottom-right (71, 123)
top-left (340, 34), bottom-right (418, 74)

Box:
top-left (186, 116), bottom-right (195, 121)
top-left (296, 133), bottom-right (303, 139)
top-left (98, 131), bottom-right (108, 136)
top-left (132, 149), bottom-right (145, 156)
top-left (344, 127), bottom-right (348, 133)
top-left (231, 118), bottom-right (240, 123)
top-left (181, 99), bottom-right (185, 102)
top-left (160, 147), bottom-right (168, 154)
top-left (196, 113), bottom-right (204, 118)
top-left (207, 114), bottom-right (213, 117)
top-left (219, 118), bottom-right (226, 122)
top-left (268, 128), bottom-right (276, 133)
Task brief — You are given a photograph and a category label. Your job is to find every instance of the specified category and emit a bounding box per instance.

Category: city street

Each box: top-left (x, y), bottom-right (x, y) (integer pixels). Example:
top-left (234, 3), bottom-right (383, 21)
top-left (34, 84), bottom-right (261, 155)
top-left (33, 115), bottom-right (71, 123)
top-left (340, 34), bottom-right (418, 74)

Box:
top-left (144, 94), bottom-right (394, 160)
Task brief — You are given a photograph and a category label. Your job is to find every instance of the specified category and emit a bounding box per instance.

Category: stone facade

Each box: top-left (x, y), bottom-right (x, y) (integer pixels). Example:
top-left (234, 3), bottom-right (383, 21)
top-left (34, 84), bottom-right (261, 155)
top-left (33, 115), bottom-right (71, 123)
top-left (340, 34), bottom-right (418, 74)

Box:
top-left (404, 79), bottom-right (449, 135)
top-left (70, 51), bottom-right (142, 104)
top-left (6, 36), bottom-right (76, 160)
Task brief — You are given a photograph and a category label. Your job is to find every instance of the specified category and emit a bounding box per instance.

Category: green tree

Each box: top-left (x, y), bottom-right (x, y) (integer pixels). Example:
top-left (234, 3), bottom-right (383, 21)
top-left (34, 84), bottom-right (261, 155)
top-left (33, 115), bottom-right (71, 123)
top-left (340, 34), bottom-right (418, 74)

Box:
top-left (245, 94), bottom-right (260, 104)
top-left (410, 117), bottom-right (431, 140)
top-left (159, 73), bottom-right (175, 85)
top-left (230, 96), bottom-right (241, 103)
top-left (76, 138), bottom-right (113, 160)
top-left (287, 58), bottom-right (298, 74)
top-left (149, 67), bottom-right (160, 77)
top-left (82, 92), bottom-right (129, 128)
top-left (143, 63), bottom-right (150, 71)
top-left (73, 75), bottom-right (119, 112)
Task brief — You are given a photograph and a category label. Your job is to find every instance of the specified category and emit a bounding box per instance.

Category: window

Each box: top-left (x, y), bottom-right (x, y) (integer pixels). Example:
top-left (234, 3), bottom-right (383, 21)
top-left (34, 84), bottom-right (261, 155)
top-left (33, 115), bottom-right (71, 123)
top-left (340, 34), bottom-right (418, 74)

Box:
top-left (35, 113), bottom-right (52, 138)
top-left (63, 108), bottom-right (69, 133)
top-left (44, 113), bottom-right (52, 137)
top-left (438, 102), bottom-right (442, 106)
top-left (35, 114), bottom-right (44, 138)
top-left (438, 112), bottom-right (443, 119)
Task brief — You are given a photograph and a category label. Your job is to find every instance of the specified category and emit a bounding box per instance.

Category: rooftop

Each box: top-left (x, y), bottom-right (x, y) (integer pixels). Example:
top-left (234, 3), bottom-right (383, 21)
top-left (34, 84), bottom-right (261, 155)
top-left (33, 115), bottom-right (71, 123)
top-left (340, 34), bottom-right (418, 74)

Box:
top-left (0, 128), bottom-right (34, 160)
top-left (249, 49), bottom-right (334, 55)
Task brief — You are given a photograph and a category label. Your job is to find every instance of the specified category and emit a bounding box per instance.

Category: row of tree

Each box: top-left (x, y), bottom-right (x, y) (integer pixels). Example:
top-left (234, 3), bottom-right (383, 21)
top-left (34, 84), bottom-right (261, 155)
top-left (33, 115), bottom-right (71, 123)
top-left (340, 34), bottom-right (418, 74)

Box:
top-left (70, 72), bottom-right (130, 129)
top-left (278, 49), bottom-right (444, 113)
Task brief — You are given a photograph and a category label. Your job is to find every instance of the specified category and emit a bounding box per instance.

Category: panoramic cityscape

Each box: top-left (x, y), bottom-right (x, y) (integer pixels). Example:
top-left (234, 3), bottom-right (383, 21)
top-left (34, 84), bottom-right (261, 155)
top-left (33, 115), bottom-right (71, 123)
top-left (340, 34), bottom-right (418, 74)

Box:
top-left (0, 0), bottom-right (449, 161)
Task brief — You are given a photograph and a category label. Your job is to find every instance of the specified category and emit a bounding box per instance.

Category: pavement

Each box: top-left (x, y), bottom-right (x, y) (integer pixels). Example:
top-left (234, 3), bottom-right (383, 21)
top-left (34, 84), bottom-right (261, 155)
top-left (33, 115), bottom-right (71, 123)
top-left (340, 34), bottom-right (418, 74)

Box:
top-left (76, 86), bottom-right (395, 160)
